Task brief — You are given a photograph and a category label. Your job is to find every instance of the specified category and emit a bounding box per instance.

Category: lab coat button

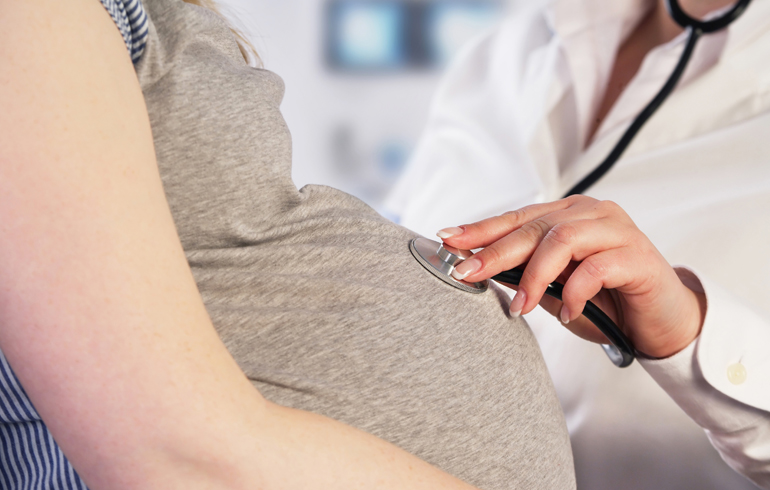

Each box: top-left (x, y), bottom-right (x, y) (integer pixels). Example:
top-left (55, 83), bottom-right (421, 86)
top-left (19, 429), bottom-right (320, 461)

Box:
top-left (727, 363), bottom-right (747, 385)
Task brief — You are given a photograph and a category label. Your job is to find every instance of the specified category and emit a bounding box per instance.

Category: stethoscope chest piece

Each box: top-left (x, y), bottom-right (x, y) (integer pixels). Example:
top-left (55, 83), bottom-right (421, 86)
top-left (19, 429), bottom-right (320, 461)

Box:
top-left (410, 237), bottom-right (488, 294)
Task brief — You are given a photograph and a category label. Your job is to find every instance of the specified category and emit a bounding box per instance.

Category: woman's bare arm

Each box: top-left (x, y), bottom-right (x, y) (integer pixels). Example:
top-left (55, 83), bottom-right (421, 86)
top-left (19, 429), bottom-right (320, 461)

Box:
top-left (0, 1), bottom-right (477, 489)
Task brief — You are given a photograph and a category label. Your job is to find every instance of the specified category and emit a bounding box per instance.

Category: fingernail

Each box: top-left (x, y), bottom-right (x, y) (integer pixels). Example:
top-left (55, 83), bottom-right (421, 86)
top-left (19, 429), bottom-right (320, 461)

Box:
top-left (560, 305), bottom-right (570, 325)
top-left (437, 227), bottom-right (464, 239)
top-left (509, 290), bottom-right (527, 317)
top-left (451, 258), bottom-right (481, 280)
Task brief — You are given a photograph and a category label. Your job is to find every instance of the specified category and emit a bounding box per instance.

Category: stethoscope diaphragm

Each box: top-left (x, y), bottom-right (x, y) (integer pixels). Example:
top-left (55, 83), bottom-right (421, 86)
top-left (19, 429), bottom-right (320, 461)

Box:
top-left (409, 237), bottom-right (488, 294)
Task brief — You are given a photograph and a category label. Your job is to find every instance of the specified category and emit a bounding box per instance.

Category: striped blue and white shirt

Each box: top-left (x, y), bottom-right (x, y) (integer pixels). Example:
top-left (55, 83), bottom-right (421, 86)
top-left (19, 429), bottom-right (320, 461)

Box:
top-left (0, 1), bottom-right (147, 488)
top-left (102, 0), bottom-right (149, 62)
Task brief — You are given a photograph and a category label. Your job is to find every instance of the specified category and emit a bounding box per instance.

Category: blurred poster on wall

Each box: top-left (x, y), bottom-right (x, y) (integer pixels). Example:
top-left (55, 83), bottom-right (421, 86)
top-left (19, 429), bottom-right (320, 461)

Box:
top-left (222, 0), bottom-right (505, 212)
top-left (326, 0), bottom-right (500, 71)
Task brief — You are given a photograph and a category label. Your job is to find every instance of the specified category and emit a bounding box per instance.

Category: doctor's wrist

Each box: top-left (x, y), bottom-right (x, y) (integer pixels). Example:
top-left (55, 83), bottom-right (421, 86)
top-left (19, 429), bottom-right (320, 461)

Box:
top-left (654, 268), bottom-right (706, 359)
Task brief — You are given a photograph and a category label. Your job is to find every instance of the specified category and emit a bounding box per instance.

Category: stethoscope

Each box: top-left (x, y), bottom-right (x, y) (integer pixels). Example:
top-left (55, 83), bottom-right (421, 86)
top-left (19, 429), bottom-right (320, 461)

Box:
top-left (410, 0), bottom-right (753, 368)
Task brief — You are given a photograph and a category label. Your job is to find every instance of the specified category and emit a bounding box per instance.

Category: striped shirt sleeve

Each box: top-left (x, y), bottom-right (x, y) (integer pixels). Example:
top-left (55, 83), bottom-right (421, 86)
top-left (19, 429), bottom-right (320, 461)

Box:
top-left (99, 0), bottom-right (149, 62)
top-left (0, 349), bottom-right (90, 489)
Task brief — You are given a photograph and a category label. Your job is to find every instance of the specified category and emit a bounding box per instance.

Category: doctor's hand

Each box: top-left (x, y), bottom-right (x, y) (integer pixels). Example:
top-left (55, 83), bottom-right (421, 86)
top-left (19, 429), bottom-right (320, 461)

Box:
top-left (438, 196), bottom-right (706, 359)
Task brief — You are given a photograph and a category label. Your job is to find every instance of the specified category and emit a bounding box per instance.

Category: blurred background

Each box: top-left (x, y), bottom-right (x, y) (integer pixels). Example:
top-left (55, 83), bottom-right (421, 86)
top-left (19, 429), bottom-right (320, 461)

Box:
top-left (219, 0), bottom-right (509, 216)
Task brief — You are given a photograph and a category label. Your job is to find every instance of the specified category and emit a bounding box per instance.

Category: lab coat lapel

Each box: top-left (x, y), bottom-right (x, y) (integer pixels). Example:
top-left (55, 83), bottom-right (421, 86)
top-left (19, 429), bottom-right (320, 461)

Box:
top-left (546, 0), bottom-right (650, 145)
top-left (522, 35), bottom-right (572, 202)
top-left (527, 0), bottom-right (649, 200)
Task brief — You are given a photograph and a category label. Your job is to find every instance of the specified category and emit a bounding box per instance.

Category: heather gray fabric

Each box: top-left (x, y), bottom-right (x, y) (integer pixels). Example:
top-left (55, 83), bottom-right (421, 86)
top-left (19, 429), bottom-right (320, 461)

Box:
top-left (134, 1), bottom-right (575, 488)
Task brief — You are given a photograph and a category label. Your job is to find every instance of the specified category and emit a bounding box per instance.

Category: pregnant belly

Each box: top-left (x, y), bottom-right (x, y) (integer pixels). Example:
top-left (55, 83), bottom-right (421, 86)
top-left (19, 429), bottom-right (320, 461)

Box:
top-left (187, 186), bottom-right (575, 490)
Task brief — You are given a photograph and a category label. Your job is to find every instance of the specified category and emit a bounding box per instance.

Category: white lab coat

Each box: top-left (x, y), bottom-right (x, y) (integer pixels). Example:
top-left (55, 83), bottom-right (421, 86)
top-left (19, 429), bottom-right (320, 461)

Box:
top-left (386, 0), bottom-right (770, 488)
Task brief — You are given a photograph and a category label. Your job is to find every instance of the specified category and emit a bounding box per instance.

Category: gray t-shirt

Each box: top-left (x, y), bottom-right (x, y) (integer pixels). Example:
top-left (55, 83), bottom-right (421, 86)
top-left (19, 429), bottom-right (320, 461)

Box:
top-left (135, 1), bottom-right (576, 488)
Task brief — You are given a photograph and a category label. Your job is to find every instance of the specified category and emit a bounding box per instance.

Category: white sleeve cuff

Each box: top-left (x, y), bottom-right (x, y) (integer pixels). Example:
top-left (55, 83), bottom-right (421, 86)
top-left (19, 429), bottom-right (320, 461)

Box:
top-left (640, 269), bottom-right (770, 488)
top-left (641, 334), bottom-right (770, 489)
top-left (640, 266), bottom-right (768, 423)
top-left (640, 338), bottom-right (766, 433)
top-left (682, 268), bottom-right (770, 412)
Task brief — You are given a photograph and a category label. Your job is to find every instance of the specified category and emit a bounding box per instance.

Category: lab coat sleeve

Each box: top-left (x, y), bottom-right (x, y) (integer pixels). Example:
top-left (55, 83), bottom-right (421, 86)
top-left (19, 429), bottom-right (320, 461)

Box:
top-left (641, 269), bottom-right (770, 489)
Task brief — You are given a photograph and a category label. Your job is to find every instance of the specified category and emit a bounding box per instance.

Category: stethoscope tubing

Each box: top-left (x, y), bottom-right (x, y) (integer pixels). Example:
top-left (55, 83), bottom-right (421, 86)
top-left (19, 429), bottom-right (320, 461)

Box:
top-left (492, 268), bottom-right (637, 367)
top-left (563, 25), bottom-right (702, 197)
top-left (564, 0), bottom-right (753, 196)
top-left (667, 0), bottom-right (752, 33)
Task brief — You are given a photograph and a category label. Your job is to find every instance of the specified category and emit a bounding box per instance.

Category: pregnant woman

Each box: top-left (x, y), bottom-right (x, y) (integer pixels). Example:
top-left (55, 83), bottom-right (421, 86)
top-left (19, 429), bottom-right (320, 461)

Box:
top-left (0, 1), bottom-right (573, 489)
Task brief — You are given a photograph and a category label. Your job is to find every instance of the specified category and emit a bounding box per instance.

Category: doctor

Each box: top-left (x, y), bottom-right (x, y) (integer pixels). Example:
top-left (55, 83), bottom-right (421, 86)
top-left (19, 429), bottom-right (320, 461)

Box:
top-left (387, 0), bottom-right (770, 488)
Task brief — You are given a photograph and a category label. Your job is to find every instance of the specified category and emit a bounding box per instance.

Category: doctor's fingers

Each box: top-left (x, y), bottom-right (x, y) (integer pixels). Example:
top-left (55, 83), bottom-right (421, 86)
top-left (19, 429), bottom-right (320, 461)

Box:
top-left (503, 219), bottom-right (636, 316)
top-left (557, 249), bottom-right (642, 326)
top-left (440, 195), bottom-right (629, 251)
top-left (452, 206), bottom-right (633, 285)
top-left (438, 199), bottom-right (577, 250)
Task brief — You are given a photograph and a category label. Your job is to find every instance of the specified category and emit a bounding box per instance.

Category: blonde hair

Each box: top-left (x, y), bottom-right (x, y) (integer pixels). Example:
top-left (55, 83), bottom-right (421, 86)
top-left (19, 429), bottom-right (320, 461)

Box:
top-left (182, 0), bottom-right (261, 66)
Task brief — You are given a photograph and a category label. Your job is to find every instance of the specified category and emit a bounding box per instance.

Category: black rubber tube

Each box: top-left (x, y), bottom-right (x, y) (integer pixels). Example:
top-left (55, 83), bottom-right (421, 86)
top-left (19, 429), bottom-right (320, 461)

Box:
top-left (563, 26), bottom-right (702, 198)
top-left (492, 269), bottom-right (636, 367)
top-left (667, 0), bottom-right (751, 33)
